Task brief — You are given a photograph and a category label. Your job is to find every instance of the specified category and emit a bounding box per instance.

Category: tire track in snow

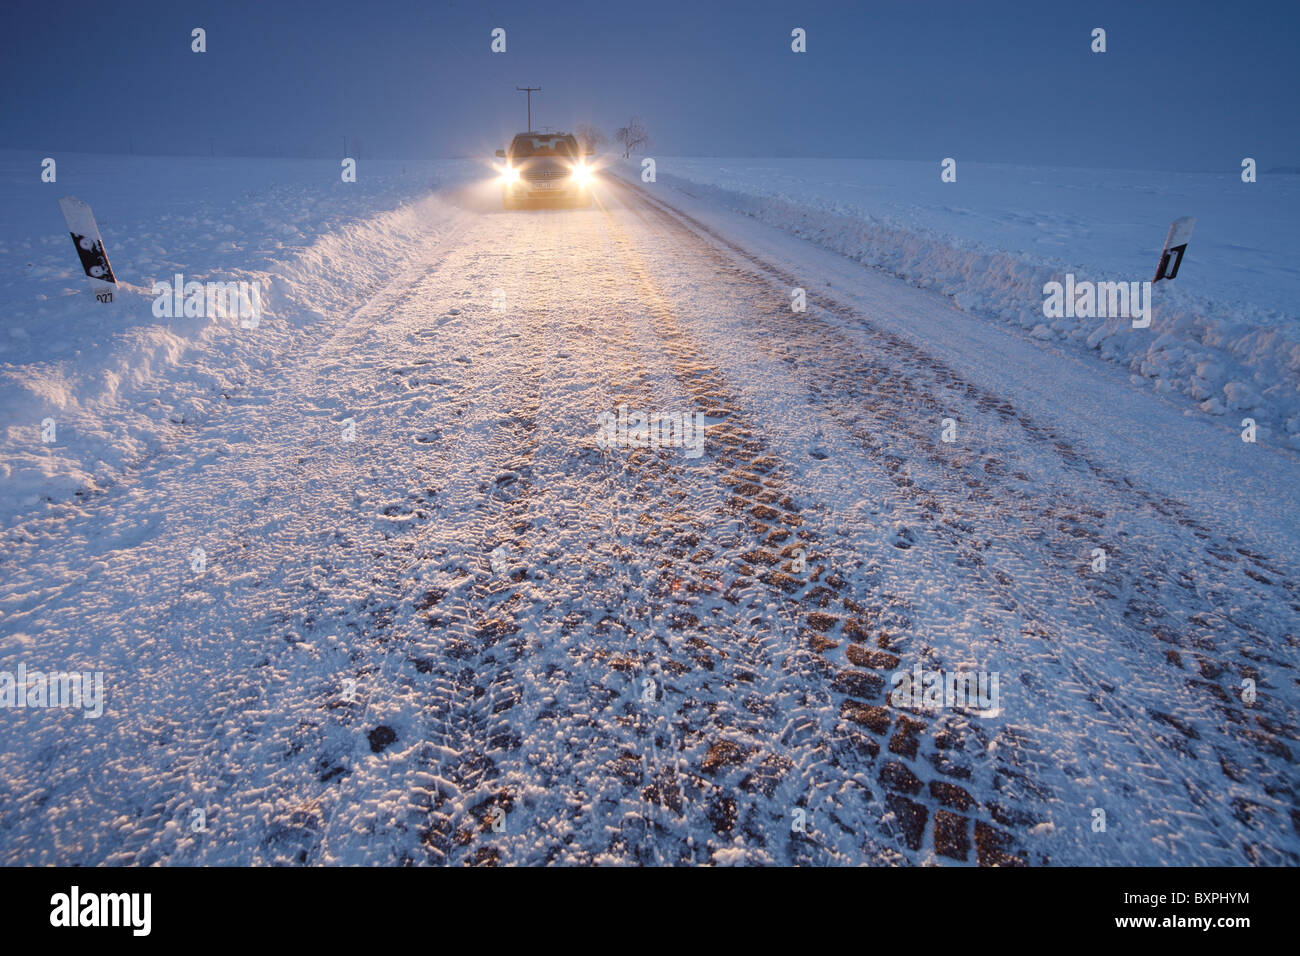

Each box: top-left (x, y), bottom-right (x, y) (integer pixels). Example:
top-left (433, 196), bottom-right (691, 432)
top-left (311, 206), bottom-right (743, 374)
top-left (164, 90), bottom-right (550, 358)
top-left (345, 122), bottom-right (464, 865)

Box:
top-left (586, 184), bottom-right (1029, 863)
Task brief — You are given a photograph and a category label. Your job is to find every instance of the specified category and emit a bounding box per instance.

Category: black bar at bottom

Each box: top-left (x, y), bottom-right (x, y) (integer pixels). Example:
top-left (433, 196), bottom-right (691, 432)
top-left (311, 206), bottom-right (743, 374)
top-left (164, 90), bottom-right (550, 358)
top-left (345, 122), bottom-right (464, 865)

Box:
top-left (0, 865), bottom-right (1273, 943)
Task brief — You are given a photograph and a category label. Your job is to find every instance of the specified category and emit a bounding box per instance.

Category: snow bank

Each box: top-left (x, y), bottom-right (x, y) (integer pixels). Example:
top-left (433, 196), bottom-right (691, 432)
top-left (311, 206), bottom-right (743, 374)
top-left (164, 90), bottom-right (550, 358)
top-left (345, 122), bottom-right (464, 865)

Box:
top-left (0, 152), bottom-right (479, 522)
top-left (646, 158), bottom-right (1300, 449)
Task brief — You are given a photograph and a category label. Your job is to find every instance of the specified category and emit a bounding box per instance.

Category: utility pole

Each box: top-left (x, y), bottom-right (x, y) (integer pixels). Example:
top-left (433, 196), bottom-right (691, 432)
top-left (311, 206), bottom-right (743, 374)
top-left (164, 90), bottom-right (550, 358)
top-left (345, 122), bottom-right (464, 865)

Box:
top-left (516, 86), bottom-right (541, 131)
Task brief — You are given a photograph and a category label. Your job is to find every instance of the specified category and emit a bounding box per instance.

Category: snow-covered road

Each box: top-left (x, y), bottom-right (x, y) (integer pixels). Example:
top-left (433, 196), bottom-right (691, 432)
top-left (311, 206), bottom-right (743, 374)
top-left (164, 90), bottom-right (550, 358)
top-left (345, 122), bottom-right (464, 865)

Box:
top-left (1, 170), bottom-right (1296, 865)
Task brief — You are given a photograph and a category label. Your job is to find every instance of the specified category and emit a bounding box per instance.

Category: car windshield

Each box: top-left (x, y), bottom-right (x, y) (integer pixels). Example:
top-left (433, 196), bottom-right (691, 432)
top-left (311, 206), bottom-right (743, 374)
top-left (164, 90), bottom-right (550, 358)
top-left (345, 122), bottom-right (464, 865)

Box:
top-left (511, 136), bottom-right (575, 158)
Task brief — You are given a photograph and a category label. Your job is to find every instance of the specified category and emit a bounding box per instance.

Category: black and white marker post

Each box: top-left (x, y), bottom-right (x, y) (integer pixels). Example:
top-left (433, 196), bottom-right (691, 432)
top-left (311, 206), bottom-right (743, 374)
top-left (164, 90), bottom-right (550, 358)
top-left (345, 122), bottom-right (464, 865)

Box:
top-left (58, 196), bottom-right (117, 303)
top-left (1153, 215), bottom-right (1196, 283)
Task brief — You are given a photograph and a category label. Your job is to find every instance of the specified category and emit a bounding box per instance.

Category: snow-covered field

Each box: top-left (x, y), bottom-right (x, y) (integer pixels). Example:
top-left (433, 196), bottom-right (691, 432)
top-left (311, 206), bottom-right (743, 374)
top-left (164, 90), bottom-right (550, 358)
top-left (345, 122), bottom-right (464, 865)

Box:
top-left (650, 158), bottom-right (1300, 448)
top-left (0, 152), bottom-right (1296, 866)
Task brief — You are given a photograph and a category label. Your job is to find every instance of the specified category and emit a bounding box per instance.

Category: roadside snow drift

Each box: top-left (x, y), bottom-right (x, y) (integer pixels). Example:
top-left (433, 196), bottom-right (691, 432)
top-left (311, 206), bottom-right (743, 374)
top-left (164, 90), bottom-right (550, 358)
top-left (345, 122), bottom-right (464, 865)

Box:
top-left (0, 151), bottom-right (478, 521)
top-left (643, 158), bottom-right (1300, 449)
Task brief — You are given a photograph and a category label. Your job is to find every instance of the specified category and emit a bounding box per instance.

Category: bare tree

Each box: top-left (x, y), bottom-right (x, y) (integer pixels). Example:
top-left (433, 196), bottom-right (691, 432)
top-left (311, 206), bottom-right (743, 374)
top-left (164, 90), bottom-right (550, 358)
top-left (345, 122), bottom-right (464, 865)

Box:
top-left (615, 118), bottom-right (649, 158)
top-left (575, 123), bottom-right (607, 154)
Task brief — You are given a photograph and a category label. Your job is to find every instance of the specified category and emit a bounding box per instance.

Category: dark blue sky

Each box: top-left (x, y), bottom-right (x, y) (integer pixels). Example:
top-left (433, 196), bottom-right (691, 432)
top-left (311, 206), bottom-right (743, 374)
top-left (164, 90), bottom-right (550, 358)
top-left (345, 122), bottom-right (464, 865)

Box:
top-left (3, 0), bottom-right (1296, 169)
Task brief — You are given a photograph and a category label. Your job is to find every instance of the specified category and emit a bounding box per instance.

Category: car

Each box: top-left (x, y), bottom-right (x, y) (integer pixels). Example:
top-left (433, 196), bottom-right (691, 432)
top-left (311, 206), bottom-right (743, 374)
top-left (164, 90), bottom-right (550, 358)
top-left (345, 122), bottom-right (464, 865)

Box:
top-left (495, 132), bottom-right (595, 209)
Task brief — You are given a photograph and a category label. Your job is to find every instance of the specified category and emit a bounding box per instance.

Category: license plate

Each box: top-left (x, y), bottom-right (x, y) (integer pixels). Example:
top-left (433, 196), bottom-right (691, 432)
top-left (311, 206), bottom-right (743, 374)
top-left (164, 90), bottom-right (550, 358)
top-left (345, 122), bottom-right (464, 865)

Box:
top-left (532, 180), bottom-right (560, 189)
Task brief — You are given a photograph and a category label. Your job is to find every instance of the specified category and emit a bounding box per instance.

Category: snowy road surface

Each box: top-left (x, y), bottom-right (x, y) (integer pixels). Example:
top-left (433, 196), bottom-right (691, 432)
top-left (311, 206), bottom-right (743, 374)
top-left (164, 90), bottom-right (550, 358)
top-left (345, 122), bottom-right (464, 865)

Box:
top-left (1, 170), bottom-right (1297, 865)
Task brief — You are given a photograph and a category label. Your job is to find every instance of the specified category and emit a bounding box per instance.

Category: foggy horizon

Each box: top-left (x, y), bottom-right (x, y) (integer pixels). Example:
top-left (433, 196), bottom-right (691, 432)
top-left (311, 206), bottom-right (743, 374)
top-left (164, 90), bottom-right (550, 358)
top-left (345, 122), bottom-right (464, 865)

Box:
top-left (4, 0), bottom-right (1296, 172)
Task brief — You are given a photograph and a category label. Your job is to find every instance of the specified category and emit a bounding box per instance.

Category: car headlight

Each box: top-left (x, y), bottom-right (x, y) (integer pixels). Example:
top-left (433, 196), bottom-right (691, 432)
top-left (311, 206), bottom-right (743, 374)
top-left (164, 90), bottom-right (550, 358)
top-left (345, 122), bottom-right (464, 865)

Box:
top-left (500, 166), bottom-right (519, 184)
top-left (572, 163), bottom-right (591, 184)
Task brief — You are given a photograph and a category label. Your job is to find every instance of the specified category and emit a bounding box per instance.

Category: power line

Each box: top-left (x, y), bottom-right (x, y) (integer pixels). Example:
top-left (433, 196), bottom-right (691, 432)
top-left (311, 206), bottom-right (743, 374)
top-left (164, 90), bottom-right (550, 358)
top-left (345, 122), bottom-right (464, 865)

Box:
top-left (515, 86), bottom-right (541, 131)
